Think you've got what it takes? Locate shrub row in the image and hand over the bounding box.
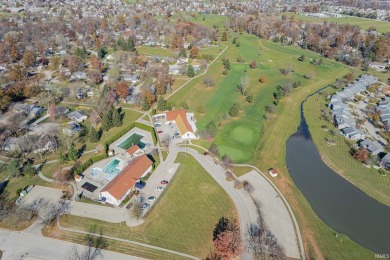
[134,122,157,145]
[104,122,136,147]
[73,152,108,175]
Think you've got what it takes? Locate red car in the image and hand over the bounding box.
[203,151,210,156]
[161,180,169,184]
[157,131,163,134]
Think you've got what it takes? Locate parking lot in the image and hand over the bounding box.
[139,158,181,214]
[153,114,182,144]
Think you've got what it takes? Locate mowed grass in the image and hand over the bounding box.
[245,42,373,258]
[166,26,372,257]
[42,223,186,260]
[172,32,349,163]
[0,164,60,201]
[279,12,390,33]
[137,46,176,57]
[84,109,142,150]
[58,153,236,258]
[305,89,390,206]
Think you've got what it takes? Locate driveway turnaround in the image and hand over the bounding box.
[238,171,301,259]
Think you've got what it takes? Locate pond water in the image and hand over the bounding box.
[286,96,390,254]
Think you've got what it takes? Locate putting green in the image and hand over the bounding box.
[230,125,255,145]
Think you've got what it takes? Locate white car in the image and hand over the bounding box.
[156,187,164,192]
[148,196,156,202]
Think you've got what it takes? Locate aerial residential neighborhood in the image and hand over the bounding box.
[0,0,390,260]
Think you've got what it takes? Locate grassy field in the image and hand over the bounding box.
[172,32,350,163]
[168,12,228,29]
[56,153,236,258]
[305,88,390,206]
[165,20,375,257]
[279,13,390,33]
[230,165,253,177]
[43,223,186,260]
[137,46,176,57]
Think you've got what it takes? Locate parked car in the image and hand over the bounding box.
[156,187,164,191]
[148,196,156,202]
[203,151,210,156]
[161,180,169,184]
[142,203,150,209]
[157,130,163,133]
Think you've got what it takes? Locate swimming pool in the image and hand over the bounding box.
[102,159,122,180]
[118,132,147,150]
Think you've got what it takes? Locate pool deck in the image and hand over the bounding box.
[76,127,155,201]
[109,127,154,156]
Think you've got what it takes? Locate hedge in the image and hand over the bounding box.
[73,152,108,175]
[134,122,157,145]
[74,122,157,175]
[104,122,136,147]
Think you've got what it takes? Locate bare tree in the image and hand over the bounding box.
[203,77,214,88]
[221,154,233,169]
[161,134,172,148]
[68,226,108,260]
[130,195,144,220]
[39,199,70,226]
[246,199,286,259]
[239,75,249,96]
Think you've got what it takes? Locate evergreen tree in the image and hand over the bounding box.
[58,151,68,164]
[187,65,195,78]
[68,144,79,161]
[101,108,114,131]
[157,96,166,111]
[7,159,20,178]
[236,40,240,47]
[224,59,230,70]
[98,47,107,59]
[23,161,37,176]
[112,108,122,127]
[127,38,136,52]
[206,120,218,138]
[232,37,237,44]
[221,31,228,41]
[89,127,101,143]
[229,102,241,117]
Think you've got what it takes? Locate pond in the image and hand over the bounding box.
[286,95,390,254]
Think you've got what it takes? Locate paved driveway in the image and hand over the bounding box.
[21,186,63,205]
[238,171,301,259]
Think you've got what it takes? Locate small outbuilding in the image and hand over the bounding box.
[268,168,278,178]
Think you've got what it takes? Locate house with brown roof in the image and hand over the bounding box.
[127,144,144,158]
[165,110,198,139]
[99,155,153,206]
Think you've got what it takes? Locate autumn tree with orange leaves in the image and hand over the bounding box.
[212,217,241,259]
[115,81,129,99]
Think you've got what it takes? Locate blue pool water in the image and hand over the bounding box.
[102,159,122,180]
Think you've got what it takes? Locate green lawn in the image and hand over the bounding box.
[0,164,59,201]
[230,165,253,177]
[172,32,349,163]
[168,12,229,29]
[43,224,186,260]
[305,89,390,206]
[137,46,176,57]
[279,12,390,33]
[85,109,143,150]
[58,152,236,258]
